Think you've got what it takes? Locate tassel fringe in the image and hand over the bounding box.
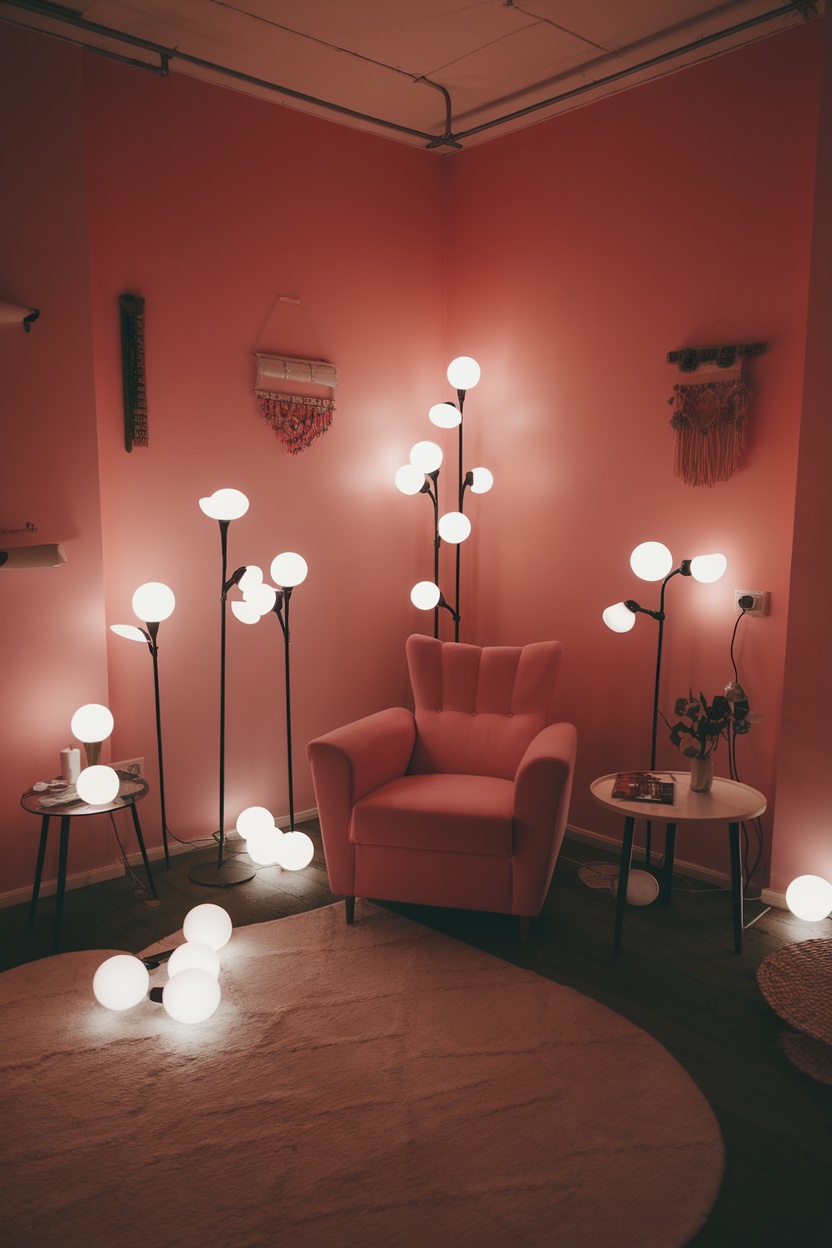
[668,379,750,487]
[256,392,334,455]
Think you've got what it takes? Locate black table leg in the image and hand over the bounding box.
[661,823,677,905]
[129,802,157,899]
[729,820,743,953]
[28,813,50,931]
[54,815,70,953]
[614,815,635,955]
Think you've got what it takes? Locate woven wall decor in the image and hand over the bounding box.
[256,392,335,455]
[253,296,336,455]
[668,377,751,487]
[120,293,148,452]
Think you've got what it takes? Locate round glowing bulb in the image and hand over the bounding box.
[71,703,114,744]
[429,402,461,429]
[277,830,315,871]
[93,954,149,1011]
[690,553,727,583]
[245,583,277,616]
[246,825,284,865]
[785,875,832,922]
[235,805,275,839]
[199,488,249,520]
[447,356,481,390]
[238,565,262,594]
[270,551,308,587]
[77,765,120,805]
[438,512,471,544]
[182,903,232,951]
[603,602,637,633]
[110,624,147,643]
[470,467,493,494]
[395,464,426,495]
[132,581,175,623]
[167,941,221,980]
[231,599,262,625]
[162,967,221,1024]
[630,542,673,582]
[409,441,443,473]
[411,581,441,611]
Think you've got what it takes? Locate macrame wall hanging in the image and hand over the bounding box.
[253,296,336,455]
[666,341,766,487]
[120,293,148,452]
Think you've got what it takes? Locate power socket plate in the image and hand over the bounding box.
[734,590,768,617]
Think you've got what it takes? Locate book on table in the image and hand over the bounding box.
[611,772,675,804]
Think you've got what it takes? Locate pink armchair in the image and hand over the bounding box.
[306,634,576,936]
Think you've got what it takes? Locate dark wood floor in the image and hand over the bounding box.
[2,823,831,1246]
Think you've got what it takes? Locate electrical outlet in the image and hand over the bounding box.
[734,590,768,617]
[112,757,145,776]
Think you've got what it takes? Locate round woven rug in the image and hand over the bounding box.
[0,901,724,1246]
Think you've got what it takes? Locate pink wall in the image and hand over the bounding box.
[442,23,822,879]
[1,16,828,902]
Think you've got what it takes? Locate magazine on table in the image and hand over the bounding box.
[611,772,676,804]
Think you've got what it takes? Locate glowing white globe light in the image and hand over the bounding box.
[162,967,221,1024]
[409,440,443,473]
[438,512,471,544]
[183,903,233,951]
[411,581,441,611]
[785,875,832,922]
[277,830,315,871]
[77,765,120,805]
[690,553,727,583]
[235,805,275,839]
[238,565,263,594]
[447,356,481,390]
[199,488,249,520]
[110,624,147,643]
[395,464,425,495]
[132,581,175,623]
[246,825,284,865]
[603,602,637,633]
[271,551,308,587]
[429,402,461,429]
[71,703,114,743]
[470,467,494,494]
[167,941,221,981]
[630,542,673,582]
[245,583,277,616]
[231,599,262,625]
[93,954,150,1011]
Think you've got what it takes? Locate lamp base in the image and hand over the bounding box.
[610,869,660,906]
[188,859,255,888]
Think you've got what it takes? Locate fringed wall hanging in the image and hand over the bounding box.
[666,341,766,487]
[253,296,336,455]
[120,293,148,452]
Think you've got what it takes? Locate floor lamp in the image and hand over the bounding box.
[110,580,176,868]
[604,541,727,871]
[190,488,255,888]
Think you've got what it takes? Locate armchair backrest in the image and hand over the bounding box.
[406,634,563,780]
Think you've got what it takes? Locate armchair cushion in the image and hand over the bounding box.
[351,774,514,857]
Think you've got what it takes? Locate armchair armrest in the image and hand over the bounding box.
[511,721,577,916]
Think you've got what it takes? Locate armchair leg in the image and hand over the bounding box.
[519,916,530,942]
[345,896,355,925]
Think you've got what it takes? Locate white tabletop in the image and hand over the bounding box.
[590,773,766,824]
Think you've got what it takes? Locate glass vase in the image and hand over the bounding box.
[690,756,714,793]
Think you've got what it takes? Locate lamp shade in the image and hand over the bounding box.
[77,765,120,805]
[447,356,481,390]
[182,903,233,951]
[429,402,461,429]
[167,941,221,981]
[603,602,637,633]
[410,441,443,473]
[469,467,494,494]
[231,599,262,625]
[71,703,114,744]
[199,488,249,520]
[630,542,673,581]
[110,624,147,643]
[438,512,471,544]
[395,464,426,495]
[162,967,222,1024]
[411,581,441,611]
[93,954,150,1011]
[246,825,284,865]
[235,806,275,839]
[132,581,175,623]
[277,830,315,871]
[690,553,727,583]
[238,565,263,594]
[245,582,277,616]
[270,551,308,587]
[785,875,832,922]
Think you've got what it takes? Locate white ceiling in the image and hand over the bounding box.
[1,0,822,149]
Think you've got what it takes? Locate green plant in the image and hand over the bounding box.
[662,682,755,760]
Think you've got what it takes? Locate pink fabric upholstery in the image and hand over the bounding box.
[306,635,576,924]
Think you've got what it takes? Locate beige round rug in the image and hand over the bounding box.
[0,900,723,1246]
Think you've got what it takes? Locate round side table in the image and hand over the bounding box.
[590,772,766,955]
[757,938,832,1084]
[21,772,157,953]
